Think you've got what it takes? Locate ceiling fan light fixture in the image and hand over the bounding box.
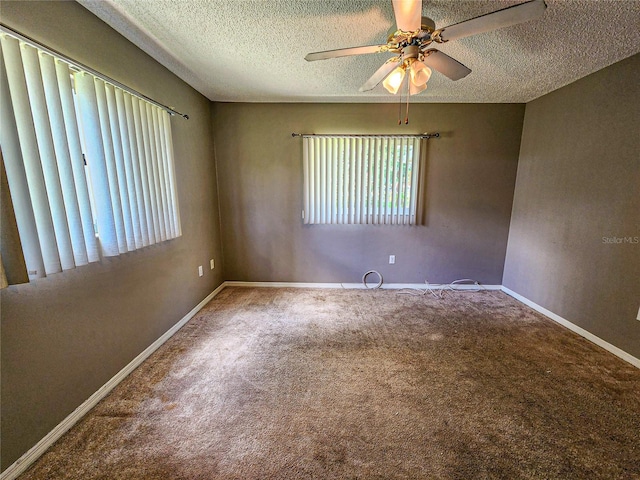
[382,65,406,94]
[410,60,431,86]
[304,0,548,112]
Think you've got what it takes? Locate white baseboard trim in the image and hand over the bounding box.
[224,281,502,291]
[0,283,226,480]
[501,286,640,369]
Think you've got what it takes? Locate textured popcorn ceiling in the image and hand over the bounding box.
[78,0,640,103]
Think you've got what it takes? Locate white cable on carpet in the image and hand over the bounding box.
[397,278,486,299]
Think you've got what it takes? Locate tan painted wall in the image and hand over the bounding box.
[0,1,223,469]
[503,54,640,358]
[213,102,525,285]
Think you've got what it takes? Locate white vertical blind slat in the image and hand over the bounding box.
[397,138,406,225]
[318,136,324,223]
[360,137,369,224]
[367,138,376,224]
[126,95,150,246]
[348,138,355,224]
[104,83,135,251]
[343,138,350,224]
[39,53,90,267]
[23,43,78,271]
[114,88,143,249]
[75,72,119,256]
[403,139,411,225]
[145,103,163,241]
[363,138,370,223]
[338,137,343,223]
[390,138,399,224]
[325,137,332,223]
[355,137,362,224]
[162,111,181,236]
[329,138,335,224]
[2,37,62,275]
[313,139,326,223]
[131,96,155,244]
[153,106,170,238]
[396,138,404,224]
[307,138,313,224]
[382,137,390,224]
[330,137,337,224]
[302,137,310,224]
[55,59,99,261]
[94,78,127,254]
[135,99,160,244]
[146,103,166,241]
[306,138,313,223]
[137,100,159,243]
[0,42,46,278]
[410,138,421,224]
[400,139,407,226]
[160,112,182,237]
[155,107,174,238]
[395,138,402,225]
[373,137,382,224]
[337,138,344,224]
[402,139,415,225]
[412,138,419,223]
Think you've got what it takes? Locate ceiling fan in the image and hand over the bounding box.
[305,0,547,100]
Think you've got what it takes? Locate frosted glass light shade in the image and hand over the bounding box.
[409,81,427,95]
[410,61,431,86]
[382,66,405,94]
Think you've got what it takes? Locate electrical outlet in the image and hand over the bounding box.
[389,255,396,264]
[210,259,215,270]
[198,265,203,277]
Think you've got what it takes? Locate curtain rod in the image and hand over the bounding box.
[0,23,189,120]
[292,133,440,139]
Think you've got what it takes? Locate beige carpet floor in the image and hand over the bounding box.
[20,287,640,479]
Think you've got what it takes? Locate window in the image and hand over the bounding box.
[302,135,423,225]
[0,33,181,280]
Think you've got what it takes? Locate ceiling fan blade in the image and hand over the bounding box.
[392,0,423,32]
[439,0,547,43]
[359,58,401,92]
[305,45,387,62]
[422,50,471,81]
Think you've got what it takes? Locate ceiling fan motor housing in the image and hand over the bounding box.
[402,45,420,58]
[386,16,436,40]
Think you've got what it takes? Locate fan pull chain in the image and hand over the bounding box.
[405,74,410,124]
[398,78,403,125]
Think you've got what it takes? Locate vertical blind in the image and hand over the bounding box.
[0,33,181,280]
[302,136,422,225]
